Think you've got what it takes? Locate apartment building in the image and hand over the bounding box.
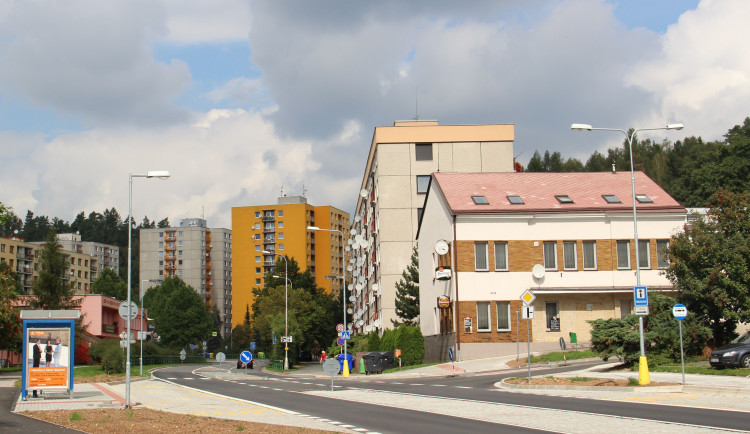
[417,171,687,360]
[140,218,232,337]
[0,236,98,295]
[350,120,515,333]
[58,233,119,274]
[231,196,349,328]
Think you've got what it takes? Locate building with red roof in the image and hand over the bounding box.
[417,171,686,361]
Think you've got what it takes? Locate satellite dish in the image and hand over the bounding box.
[349,295,356,301]
[354,215,361,223]
[350,228,357,235]
[532,264,545,279]
[360,189,368,198]
[347,308,353,314]
[347,265,353,271]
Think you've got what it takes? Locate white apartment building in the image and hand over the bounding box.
[140,218,232,337]
[350,120,515,333]
[58,233,119,274]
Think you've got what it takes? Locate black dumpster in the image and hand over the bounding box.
[362,351,396,374]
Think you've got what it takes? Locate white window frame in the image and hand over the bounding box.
[494,241,508,271]
[477,302,491,332]
[543,241,557,270]
[616,240,631,269]
[474,242,489,271]
[582,241,597,270]
[416,175,431,194]
[563,241,577,270]
[496,302,511,331]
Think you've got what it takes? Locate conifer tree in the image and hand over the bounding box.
[392,247,419,326]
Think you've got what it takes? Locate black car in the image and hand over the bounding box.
[709,332,750,368]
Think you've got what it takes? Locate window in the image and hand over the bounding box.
[255,256,261,263]
[563,241,577,270]
[178,250,183,256]
[159,251,164,257]
[543,241,557,270]
[0,244,4,252]
[417,207,424,225]
[278,222,284,228]
[178,240,183,247]
[255,211,261,218]
[635,194,653,203]
[496,302,511,331]
[494,242,508,271]
[474,242,489,271]
[178,231,183,236]
[477,302,491,331]
[159,270,163,276]
[279,233,284,240]
[472,195,489,205]
[582,241,597,270]
[256,279,261,285]
[278,210,284,217]
[546,302,560,331]
[602,194,621,203]
[178,269,183,276]
[555,195,574,204]
[255,245,261,251]
[416,175,430,194]
[255,267,261,273]
[415,143,433,161]
[638,239,650,269]
[159,232,163,237]
[616,240,630,269]
[620,300,632,319]
[507,195,524,205]
[159,260,163,266]
[656,240,669,268]
[158,241,163,248]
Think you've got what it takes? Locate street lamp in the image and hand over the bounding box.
[571,122,683,385]
[264,251,288,370]
[140,279,162,376]
[127,170,170,408]
[307,226,349,377]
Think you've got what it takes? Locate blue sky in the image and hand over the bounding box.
[0,0,746,228]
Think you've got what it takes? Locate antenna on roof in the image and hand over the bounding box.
[302,184,307,197]
[280,185,285,197]
[414,86,419,121]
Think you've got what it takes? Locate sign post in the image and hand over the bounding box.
[520,290,535,382]
[672,304,688,384]
[322,358,340,391]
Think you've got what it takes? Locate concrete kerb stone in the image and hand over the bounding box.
[495,377,684,393]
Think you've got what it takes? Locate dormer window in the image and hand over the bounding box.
[602,194,621,204]
[507,195,524,205]
[555,195,574,204]
[472,195,489,205]
[635,194,653,203]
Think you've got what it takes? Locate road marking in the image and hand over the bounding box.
[409,383,424,386]
[455,386,472,389]
[392,382,403,385]
[431,384,446,387]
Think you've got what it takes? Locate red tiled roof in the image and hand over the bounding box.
[433,172,685,215]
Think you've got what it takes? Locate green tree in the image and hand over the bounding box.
[0,262,23,295]
[0,266,23,351]
[392,247,419,326]
[666,189,750,345]
[30,231,80,310]
[143,277,212,348]
[90,268,127,300]
[207,305,223,352]
[231,322,254,353]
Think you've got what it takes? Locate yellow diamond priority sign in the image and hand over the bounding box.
[520,289,536,306]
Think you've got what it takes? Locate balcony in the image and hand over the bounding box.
[262,227,276,234]
[262,215,275,222]
[263,260,276,267]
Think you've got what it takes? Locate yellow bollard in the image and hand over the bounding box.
[638,356,651,385]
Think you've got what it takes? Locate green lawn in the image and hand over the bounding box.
[74,362,206,378]
[648,363,750,376]
[529,349,596,363]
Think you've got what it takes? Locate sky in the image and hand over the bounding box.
[1,0,747,229]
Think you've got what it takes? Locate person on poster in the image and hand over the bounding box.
[44,339,53,367]
[32,339,42,398]
[53,338,62,367]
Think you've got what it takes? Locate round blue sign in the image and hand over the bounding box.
[672,304,688,320]
[240,351,253,363]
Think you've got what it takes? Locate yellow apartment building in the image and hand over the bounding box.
[232,196,349,327]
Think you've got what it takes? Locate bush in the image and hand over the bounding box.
[394,325,425,366]
[101,346,125,374]
[380,329,397,352]
[367,331,381,352]
[89,339,120,364]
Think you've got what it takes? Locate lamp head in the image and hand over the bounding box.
[307,226,320,231]
[262,250,272,255]
[667,123,684,130]
[570,123,592,131]
[146,170,170,179]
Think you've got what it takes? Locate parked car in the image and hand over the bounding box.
[709,332,750,368]
[236,359,253,369]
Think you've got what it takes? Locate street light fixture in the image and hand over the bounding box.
[307,225,349,377]
[263,250,288,370]
[571,122,683,385]
[127,170,170,408]
[140,279,162,376]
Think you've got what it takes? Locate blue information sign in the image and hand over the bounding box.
[240,351,253,363]
[250,341,256,350]
[634,286,648,306]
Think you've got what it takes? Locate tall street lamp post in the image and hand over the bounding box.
[127,171,170,408]
[571,123,683,385]
[140,279,162,376]
[307,226,349,377]
[263,251,288,370]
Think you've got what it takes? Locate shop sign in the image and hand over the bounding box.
[437,296,451,309]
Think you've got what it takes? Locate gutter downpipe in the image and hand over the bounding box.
[452,214,461,362]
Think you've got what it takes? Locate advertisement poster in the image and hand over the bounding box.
[26,328,70,390]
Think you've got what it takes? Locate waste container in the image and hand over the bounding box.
[258,352,265,359]
[362,352,383,374]
[335,353,354,373]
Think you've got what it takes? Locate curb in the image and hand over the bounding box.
[495,377,683,393]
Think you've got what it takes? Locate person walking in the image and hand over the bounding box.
[32,339,42,398]
[44,339,53,367]
[320,350,327,364]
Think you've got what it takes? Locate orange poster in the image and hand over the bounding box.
[29,367,68,388]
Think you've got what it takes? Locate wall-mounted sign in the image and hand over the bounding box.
[464,317,472,333]
[437,296,451,309]
[435,266,452,280]
[435,240,452,280]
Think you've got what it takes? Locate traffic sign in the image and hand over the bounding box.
[240,351,252,363]
[280,336,293,343]
[336,337,345,346]
[216,352,226,362]
[118,301,138,320]
[448,347,454,362]
[521,305,534,319]
[323,358,340,376]
[634,305,649,316]
[520,289,536,306]
[250,341,256,350]
[340,331,351,340]
[336,323,345,332]
[672,304,688,320]
[634,286,648,306]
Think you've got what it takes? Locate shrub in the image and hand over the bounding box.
[367,331,381,352]
[101,346,125,374]
[89,339,120,364]
[395,325,425,366]
[380,329,397,352]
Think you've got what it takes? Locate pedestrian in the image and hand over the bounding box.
[44,339,53,367]
[320,350,327,364]
[32,339,41,398]
[53,338,62,367]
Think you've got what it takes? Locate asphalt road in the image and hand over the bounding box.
[152,364,749,433]
[0,376,78,434]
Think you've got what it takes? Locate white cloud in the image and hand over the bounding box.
[161,0,252,44]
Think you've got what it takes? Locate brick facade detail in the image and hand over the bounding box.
[457,300,531,343]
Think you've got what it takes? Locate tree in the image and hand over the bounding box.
[30,231,80,310]
[666,189,750,345]
[143,277,212,348]
[0,266,22,351]
[207,305,223,352]
[392,247,419,326]
[90,268,127,300]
